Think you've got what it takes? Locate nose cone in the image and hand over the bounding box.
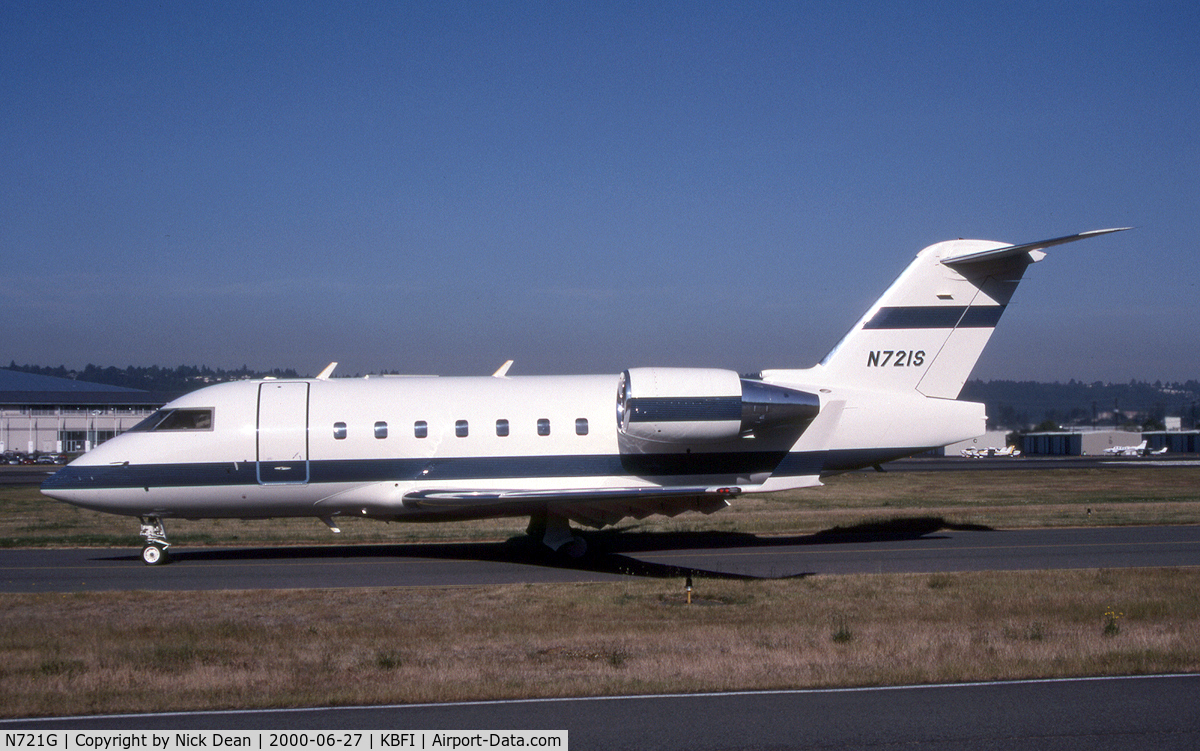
[40,439,139,513]
[41,459,108,506]
[41,457,86,488]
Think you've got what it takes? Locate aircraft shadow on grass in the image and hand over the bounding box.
[100,516,993,581]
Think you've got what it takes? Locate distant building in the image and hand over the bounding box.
[1145,430,1200,454]
[0,369,176,454]
[1019,428,1199,456]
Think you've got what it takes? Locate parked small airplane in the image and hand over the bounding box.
[961,445,1021,458]
[42,228,1129,564]
[1104,440,1167,457]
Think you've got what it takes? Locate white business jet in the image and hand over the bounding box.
[1104,440,1166,457]
[42,228,1129,564]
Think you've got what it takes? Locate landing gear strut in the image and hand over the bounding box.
[527,509,587,558]
[139,516,171,565]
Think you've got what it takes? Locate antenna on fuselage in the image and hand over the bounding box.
[492,360,514,378]
[316,362,338,380]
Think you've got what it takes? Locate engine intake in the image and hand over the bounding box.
[617,367,819,445]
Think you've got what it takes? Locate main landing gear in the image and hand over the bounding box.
[527,509,588,559]
[139,516,171,565]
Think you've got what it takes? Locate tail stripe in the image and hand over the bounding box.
[863,305,1005,330]
[959,306,1007,327]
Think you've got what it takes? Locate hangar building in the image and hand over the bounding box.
[1019,428,1200,456]
[0,369,176,455]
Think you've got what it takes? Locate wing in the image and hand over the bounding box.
[403,484,744,527]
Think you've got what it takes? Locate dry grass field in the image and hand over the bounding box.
[1,464,1198,718]
[2,569,1197,718]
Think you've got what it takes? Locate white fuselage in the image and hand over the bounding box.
[41,369,984,524]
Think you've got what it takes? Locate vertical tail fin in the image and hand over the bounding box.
[816,229,1129,399]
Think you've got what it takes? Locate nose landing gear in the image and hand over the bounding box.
[139,516,171,565]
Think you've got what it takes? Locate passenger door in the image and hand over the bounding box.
[257,382,309,484]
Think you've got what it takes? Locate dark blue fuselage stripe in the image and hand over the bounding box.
[863,305,1005,329]
[42,447,933,493]
[44,452,785,491]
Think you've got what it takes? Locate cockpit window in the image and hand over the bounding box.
[128,408,214,432]
[128,411,169,432]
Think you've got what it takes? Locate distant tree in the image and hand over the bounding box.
[4,363,305,391]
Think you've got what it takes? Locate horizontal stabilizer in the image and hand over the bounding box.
[942,227,1131,268]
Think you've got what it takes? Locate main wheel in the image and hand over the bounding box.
[142,544,169,565]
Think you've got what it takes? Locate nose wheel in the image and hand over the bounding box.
[142,543,169,565]
[139,516,172,565]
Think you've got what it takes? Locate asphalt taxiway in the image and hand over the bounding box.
[2,523,1197,593]
[4,675,1198,750]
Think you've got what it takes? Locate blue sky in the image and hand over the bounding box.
[3,1,1197,382]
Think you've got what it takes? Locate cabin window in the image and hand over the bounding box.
[374,421,388,439]
[414,421,428,438]
[129,408,214,432]
[496,419,509,437]
[537,418,551,436]
[333,422,347,440]
[575,418,589,436]
[456,420,469,438]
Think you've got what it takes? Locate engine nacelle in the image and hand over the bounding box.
[617,367,819,446]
